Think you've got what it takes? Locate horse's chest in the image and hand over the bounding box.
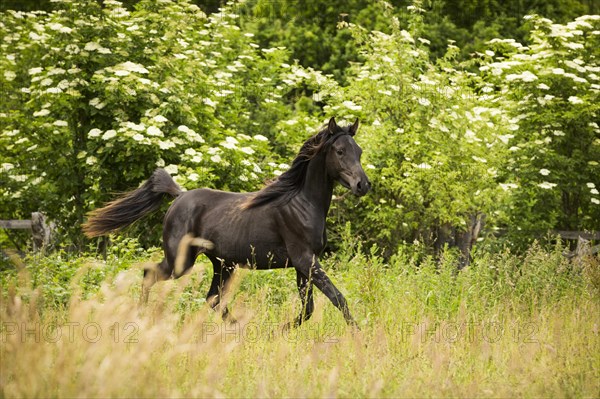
[284,208,327,254]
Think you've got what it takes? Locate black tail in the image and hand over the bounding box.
[83,169,182,238]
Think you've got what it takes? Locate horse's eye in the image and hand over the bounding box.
[336,149,344,156]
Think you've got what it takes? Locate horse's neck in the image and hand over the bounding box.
[301,153,334,216]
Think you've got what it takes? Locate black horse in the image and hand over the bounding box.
[83,117,370,327]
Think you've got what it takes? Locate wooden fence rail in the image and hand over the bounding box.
[0,220,33,229]
[0,212,52,252]
[553,230,600,240]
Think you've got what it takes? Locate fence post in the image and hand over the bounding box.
[31,212,51,252]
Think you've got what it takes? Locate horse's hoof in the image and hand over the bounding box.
[349,321,361,333]
[282,321,293,332]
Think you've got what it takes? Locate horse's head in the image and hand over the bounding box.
[325,117,371,196]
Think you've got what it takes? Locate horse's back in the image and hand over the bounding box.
[185,187,250,203]
[163,188,288,268]
[165,188,250,230]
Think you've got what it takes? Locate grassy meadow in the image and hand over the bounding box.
[1,242,599,398]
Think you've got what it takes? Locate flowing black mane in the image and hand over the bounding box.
[242,125,350,210]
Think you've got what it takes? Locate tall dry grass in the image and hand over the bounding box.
[1,245,599,397]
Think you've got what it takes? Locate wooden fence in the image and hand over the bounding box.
[0,213,597,258]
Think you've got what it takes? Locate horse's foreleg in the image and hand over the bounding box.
[294,270,314,326]
[302,260,357,328]
[283,269,315,331]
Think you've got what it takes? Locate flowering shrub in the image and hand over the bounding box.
[0,0,318,246]
[479,15,600,241]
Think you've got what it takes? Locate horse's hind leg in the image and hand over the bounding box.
[173,235,214,279]
[140,259,172,305]
[139,234,214,305]
[139,233,178,305]
[206,257,236,322]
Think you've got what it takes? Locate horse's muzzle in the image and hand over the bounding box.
[354,178,371,196]
[339,172,371,196]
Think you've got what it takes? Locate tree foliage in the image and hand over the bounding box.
[1,0,598,254]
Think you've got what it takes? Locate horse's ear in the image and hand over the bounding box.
[327,117,338,135]
[349,118,359,136]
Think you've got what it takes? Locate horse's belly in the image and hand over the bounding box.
[213,240,290,269]
[203,216,289,269]
[190,195,291,269]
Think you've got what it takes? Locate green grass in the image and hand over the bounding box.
[1,242,599,397]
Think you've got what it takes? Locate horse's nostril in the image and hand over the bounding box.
[356,180,370,195]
